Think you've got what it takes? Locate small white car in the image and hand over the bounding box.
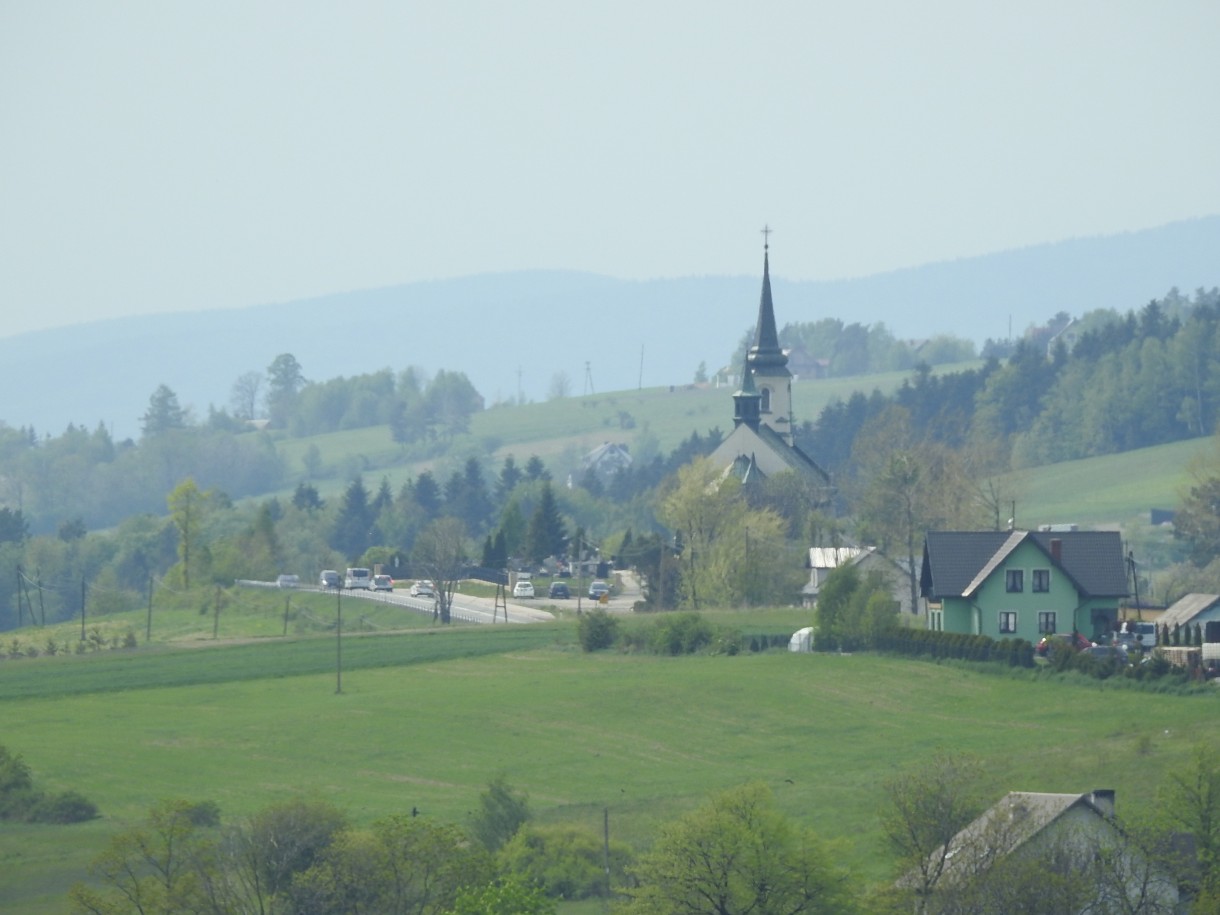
[513,580,535,599]
[372,574,393,592]
[410,580,436,598]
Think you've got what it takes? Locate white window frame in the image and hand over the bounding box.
[999,611,1018,634]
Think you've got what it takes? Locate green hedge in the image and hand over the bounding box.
[874,627,1035,668]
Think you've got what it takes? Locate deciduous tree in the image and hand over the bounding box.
[411,517,469,623]
[625,782,857,914]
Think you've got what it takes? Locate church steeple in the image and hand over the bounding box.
[748,236,786,371]
[732,349,761,429]
[746,227,793,444]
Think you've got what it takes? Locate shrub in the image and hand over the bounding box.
[650,612,714,655]
[32,790,99,824]
[498,823,633,900]
[577,608,619,652]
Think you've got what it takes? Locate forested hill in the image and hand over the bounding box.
[1,216,1218,440]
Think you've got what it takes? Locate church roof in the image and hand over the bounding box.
[711,422,830,489]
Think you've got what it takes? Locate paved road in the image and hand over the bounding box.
[240,573,643,624]
[238,580,555,625]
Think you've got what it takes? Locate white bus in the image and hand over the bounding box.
[344,567,371,589]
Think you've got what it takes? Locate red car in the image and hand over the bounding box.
[1035,632,1092,657]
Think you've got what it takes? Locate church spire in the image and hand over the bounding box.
[748,227,786,372]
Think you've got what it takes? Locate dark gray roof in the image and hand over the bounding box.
[921,530,1128,599]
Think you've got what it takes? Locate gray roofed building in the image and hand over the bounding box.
[1156,593,1220,631]
[905,789,1181,912]
[920,530,1128,642]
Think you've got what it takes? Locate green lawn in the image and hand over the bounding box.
[1,623,1215,912]
[1014,437,1214,528]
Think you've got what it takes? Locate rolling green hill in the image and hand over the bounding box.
[272,363,1212,541]
[273,366,959,496]
[1,620,1215,913]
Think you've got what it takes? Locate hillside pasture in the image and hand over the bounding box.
[271,364,978,497]
[1,621,1215,912]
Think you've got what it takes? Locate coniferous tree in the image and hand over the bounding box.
[331,478,375,560]
[141,384,188,437]
[412,471,443,518]
[524,482,566,563]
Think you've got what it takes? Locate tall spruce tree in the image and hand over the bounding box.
[524,482,566,563]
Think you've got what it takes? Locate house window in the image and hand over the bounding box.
[1033,569,1050,592]
[999,611,1018,634]
[1038,611,1057,634]
[1005,570,1024,593]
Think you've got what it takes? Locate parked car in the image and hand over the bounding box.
[513,580,535,599]
[319,570,341,589]
[410,580,436,598]
[588,580,610,601]
[1117,620,1157,652]
[1035,632,1091,657]
[1087,644,1130,665]
[372,574,393,592]
[548,581,570,599]
[276,574,300,589]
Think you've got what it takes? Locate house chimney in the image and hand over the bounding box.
[1050,538,1062,562]
[1090,789,1115,817]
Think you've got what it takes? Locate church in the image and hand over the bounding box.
[707,237,833,500]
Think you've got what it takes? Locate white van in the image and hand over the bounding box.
[344,567,371,589]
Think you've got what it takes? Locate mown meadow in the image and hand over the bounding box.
[2,610,1216,913]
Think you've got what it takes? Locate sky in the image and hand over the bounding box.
[2,1,1219,340]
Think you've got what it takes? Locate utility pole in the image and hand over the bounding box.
[146,574,153,642]
[335,587,343,694]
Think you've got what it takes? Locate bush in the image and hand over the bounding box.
[650,612,714,655]
[0,745,99,823]
[497,823,633,900]
[32,790,99,824]
[577,608,619,652]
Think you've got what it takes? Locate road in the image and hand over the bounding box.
[240,571,643,624]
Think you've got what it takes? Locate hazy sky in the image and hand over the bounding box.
[3,1,1219,340]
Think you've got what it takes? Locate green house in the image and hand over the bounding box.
[919,531,1128,643]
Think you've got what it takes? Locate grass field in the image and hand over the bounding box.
[1014,437,1213,529]
[2,617,1216,913]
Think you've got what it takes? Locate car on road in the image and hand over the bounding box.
[588,580,610,601]
[548,581,570,599]
[372,574,393,591]
[410,580,436,598]
[344,567,372,589]
[319,570,341,589]
[513,580,535,599]
[276,574,300,589]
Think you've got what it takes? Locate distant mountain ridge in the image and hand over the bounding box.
[3,216,1217,440]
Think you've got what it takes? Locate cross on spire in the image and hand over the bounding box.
[760,224,773,252]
